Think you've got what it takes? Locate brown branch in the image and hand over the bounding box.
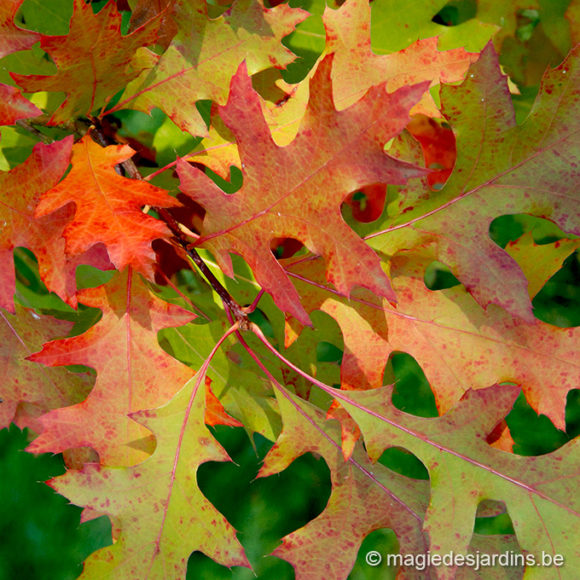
[156,208,249,327]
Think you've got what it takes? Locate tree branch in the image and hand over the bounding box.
[155,208,249,327]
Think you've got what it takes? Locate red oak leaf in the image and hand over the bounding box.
[0,138,112,311]
[0,0,39,59]
[378,248,580,430]
[12,0,160,124]
[407,114,457,190]
[178,56,428,324]
[373,43,580,322]
[27,269,195,465]
[117,0,307,136]
[0,84,42,125]
[34,135,180,278]
[284,245,580,431]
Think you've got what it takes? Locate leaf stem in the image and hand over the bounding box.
[143,159,178,181]
[234,321,424,522]
[15,119,53,144]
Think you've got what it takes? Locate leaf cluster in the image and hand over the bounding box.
[1,0,580,578]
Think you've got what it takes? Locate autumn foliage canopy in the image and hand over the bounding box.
[1,0,580,578]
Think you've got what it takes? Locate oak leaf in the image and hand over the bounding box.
[178,56,428,324]
[385,248,580,430]
[505,232,580,299]
[0,305,92,432]
[260,384,429,579]
[373,42,580,322]
[324,0,479,114]
[0,83,42,125]
[118,0,307,136]
[12,0,160,124]
[46,370,249,578]
[27,269,195,465]
[285,247,580,430]
[341,384,580,575]
[0,138,108,311]
[0,0,39,59]
[34,135,179,278]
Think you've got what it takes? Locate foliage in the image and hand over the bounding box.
[1,0,580,578]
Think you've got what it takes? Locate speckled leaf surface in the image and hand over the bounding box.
[341,385,580,579]
[27,269,194,465]
[373,43,580,323]
[178,56,428,324]
[48,370,249,578]
[0,138,77,311]
[0,1,579,577]
[260,385,430,580]
[118,0,307,136]
[12,0,160,123]
[324,0,478,114]
[380,250,580,430]
[0,305,92,431]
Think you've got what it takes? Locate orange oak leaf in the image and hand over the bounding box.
[34,135,180,278]
[0,305,93,432]
[0,138,112,311]
[117,0,307,136]
[324,0,479,114]
[47,370,249,577]
[0,0,39,59]
[284,256,388,392]
[12,0,160,124]
[0,84,42,125]
[204,378,243,428]
[27,269,195,465]
[178,56,429,324]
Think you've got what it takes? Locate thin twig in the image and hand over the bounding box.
[15,119,53,144]
[156,207,249,328]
